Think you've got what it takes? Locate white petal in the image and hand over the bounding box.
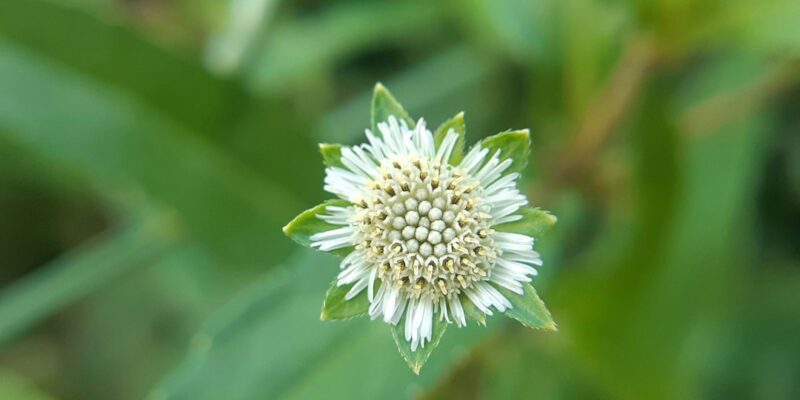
[421,299,433,346]
[390,296,407,325]
[459,145,489,173]
[463,288,493,315]
[484,173,520,196]
[318,205,354,225]
[449,296,467,327]
[496,257,538,277]
[383,286,398,322]
[369,284,388,319]
[475,282,512,311]
[439,298,450,323]
[501,249,543,266]
[324,167,367,200]
[310,226,355,251]
[490,272,524,294]
[345,278,369,300]
[435,129,458,163]
[404,297,417,341]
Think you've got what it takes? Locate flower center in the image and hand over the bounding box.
[353,155,497,301]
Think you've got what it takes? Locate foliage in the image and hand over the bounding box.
[0,0,799,399]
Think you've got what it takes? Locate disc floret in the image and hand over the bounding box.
[354,155,497,303]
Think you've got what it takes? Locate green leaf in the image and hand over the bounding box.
[0,214,179,345]
[460,295,487,326]
[319,143,345,168]
[493,207,557,238]
[247,2,443,92]
[320,281,372,321]
[390,315,448,374]
[0,369,58,400]
[0,39,301,268]
[283,199,353,257]
[371,83,415,133]
[434,111,466,165]
[497,283,556,330]
[0,0,242,138]
[479,129,531,173]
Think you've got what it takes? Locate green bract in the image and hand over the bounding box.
[282,83,557,373]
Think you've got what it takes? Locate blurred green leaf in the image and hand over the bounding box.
[494,207,558,238]
[321,281,371,321]
[0,369,58,400]
[0,40,299,268]
[69,243,235,400]
[434,112,466,165]
[557,77,683,400]
[563,0,628,117]
[246,1,442,92]
[453,0,554,63]
[561,63,773,399]
[479,130,531,174]
[0,0,242,137]
[372,83,416,133]
[0,213,180,345]
[283,199,352,257]
[204,0,276,75]
[498,284,556,331]
[390,316,448,375]
[690,0,800,55]
[319,143,345,168]
[0,0,324,203]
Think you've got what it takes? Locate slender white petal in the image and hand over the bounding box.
[439,298,451,323]
[435,130,458,164]
[346,278,369,300]
[449,296,467,327]
[490,272,525,294]
[463,288,492,315]
[369,284,388,319]
[318,205,354,225]
[493,214,523,225]
[311,226,355,251]
[459,145,489,173]
[390,298,407,325]
[404,297,417,340]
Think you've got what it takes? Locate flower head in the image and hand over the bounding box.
[284,84,556,373]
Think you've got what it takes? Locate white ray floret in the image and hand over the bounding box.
[311,116,542,351]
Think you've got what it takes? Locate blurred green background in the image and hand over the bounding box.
[1,0,799,399]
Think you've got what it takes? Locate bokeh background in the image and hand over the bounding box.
[1,0,799,399]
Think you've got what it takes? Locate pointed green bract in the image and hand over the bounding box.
[319,143,344,168]
[497,283,556,331]
[371,83,415,133]
[320,281,372,321]
[390,316,447,374]
[434,112,466,165]
[282,199,353,257]
[460,295,487,326]
[480,129,531,173]
[494,207,557,238]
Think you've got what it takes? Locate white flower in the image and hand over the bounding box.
[310,116,542,351]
